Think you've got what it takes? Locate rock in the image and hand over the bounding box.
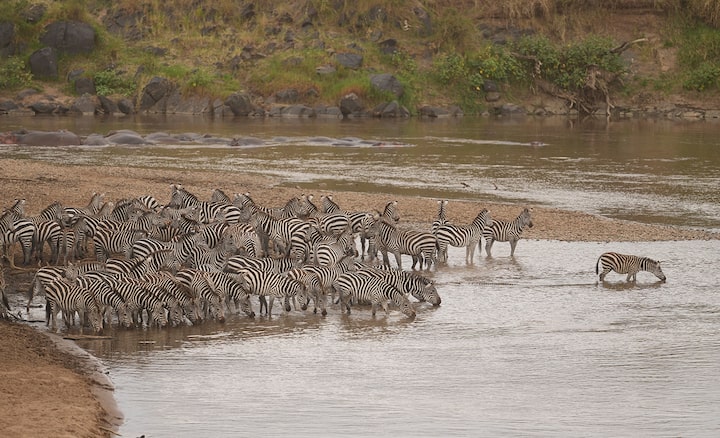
[139,77,174,112]
[378,39,398,55]
[336,52,363,69]
[370,73,403,98]
[28,101,59,115]
[74,77,96,96]
[339,93,364,117]
[98,96,118,115]
[0,100,18,113]
[316,65,336,75]
[224,92,257,116]
[117,98,134,115]
[40,21,95,54]
[69,95,98,115]
[372,101,410,118]
[485,91,501,102]
[0,22,15,57]
[413,7,433,37]
[275,88,299,103]
[21,3,47,23]
[28,47,58,79]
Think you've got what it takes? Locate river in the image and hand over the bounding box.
[3,114,719,437]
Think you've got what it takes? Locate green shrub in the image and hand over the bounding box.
[683,62,720,91]
[93,70,136,96]
[0,57,34,89]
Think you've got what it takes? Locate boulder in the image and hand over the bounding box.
[28,47,58,79]
[339,93,364,117]
[98,95,118,115]
[69,94,98,115]
[28,101,59,114]
[372,101,410,118]
[224,92,257,116]
[0,22,15,56]
[40,21,95,54]
[336,52,363,69]
[117,98,135,115]
[139,76,174,112]
[74,77,96,95]
[370,73,403,98]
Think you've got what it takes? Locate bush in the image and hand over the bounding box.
[683,62,720,91]
[0,57,34,90]
[93,70,136,96]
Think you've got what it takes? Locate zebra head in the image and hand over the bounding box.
[645,258,667,282]
[519,208,533,229]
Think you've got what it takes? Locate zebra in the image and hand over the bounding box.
[333,272,416,318]
[319,194,375,260]
[75,271,134,328]
[435,208,492,263]
[224,254,298,275]
[27,261,106,312]
[200,271,255,318]
[368,214,438,270]
[185,236,237,271]
[233,266,306,316]
[93,227,149,262]
[105,254,157,279]
[355,265,441,306]
[1,209,36,267]
[174,268,227,322]
[44,278,103,333]
[109,276,169,328]
[62,192,105,227]
[0,266,10,319]
[483,207,533,257]
[168,184,242,224]
[596,252,666,282]
[431,199,449,234]
[140,270,203,324]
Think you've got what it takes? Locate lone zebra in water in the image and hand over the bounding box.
[483,207,533,257]
[596,252,666,282]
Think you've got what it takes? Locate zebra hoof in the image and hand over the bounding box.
[284,305,291,312]
[321,309,327,316]
[217,316,226,323]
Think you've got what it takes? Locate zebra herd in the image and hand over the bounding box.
[0,187,667,333]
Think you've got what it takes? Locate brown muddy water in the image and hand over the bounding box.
[4,115,720,436]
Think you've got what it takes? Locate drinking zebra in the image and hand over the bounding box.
[44,278,103,333]
[355,265,441,306]
[435,208,492,263]
[483,207,533,257]
[596,252,666,282]
[333,272,416,319]
[233,266,306,316]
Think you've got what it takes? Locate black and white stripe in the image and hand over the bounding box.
[333,272,416,318]
[483,207,533,257]
[596,252,666,282]
[435,209,492,263]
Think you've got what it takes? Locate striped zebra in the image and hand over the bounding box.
[319,195,375,260]
[200,271,254,318]
[174,268,227,322]
[233,266,306,316]
[596,252,666,282]
[44,278,103,333]
[16,200,65,264]
[109,276,169,328]
[431,199,449,234]
[0,266,10,319]
[224,254,298,275]
[368,215,438,270]
[356,266,441,306]
[93,227,148,262]
[1,209,36,267]
[185,237,237,271]
[333,272,416,318]
[75,272,134,328]
[483,207,533,257]
[168,184,242,224]
[140,270,202,324]
[435,209,492,263]
[27,261,106,312]
[62,192,105,227]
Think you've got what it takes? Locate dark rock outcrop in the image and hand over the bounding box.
[40,21,96,54]
[28,47,58,79]
[138,77,175,113]
[370,74,404,98]
[0,22,15,57]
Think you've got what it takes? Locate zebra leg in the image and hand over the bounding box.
[393,252,403,270]
[485,239,494,257]
[598,268,611,281]
[627,271,638,282]
[259,295,268,315]
[510,239,518,257]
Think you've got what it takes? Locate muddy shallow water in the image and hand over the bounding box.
[70,239,720,437]
[5,115,720,436]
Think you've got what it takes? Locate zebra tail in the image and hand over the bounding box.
[595,256,601,275]
[45,299,50,325]
[1,290,9,313]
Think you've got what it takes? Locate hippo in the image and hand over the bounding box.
[13,130,82,146]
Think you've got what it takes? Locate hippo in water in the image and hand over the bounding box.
[10,129,82,146]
